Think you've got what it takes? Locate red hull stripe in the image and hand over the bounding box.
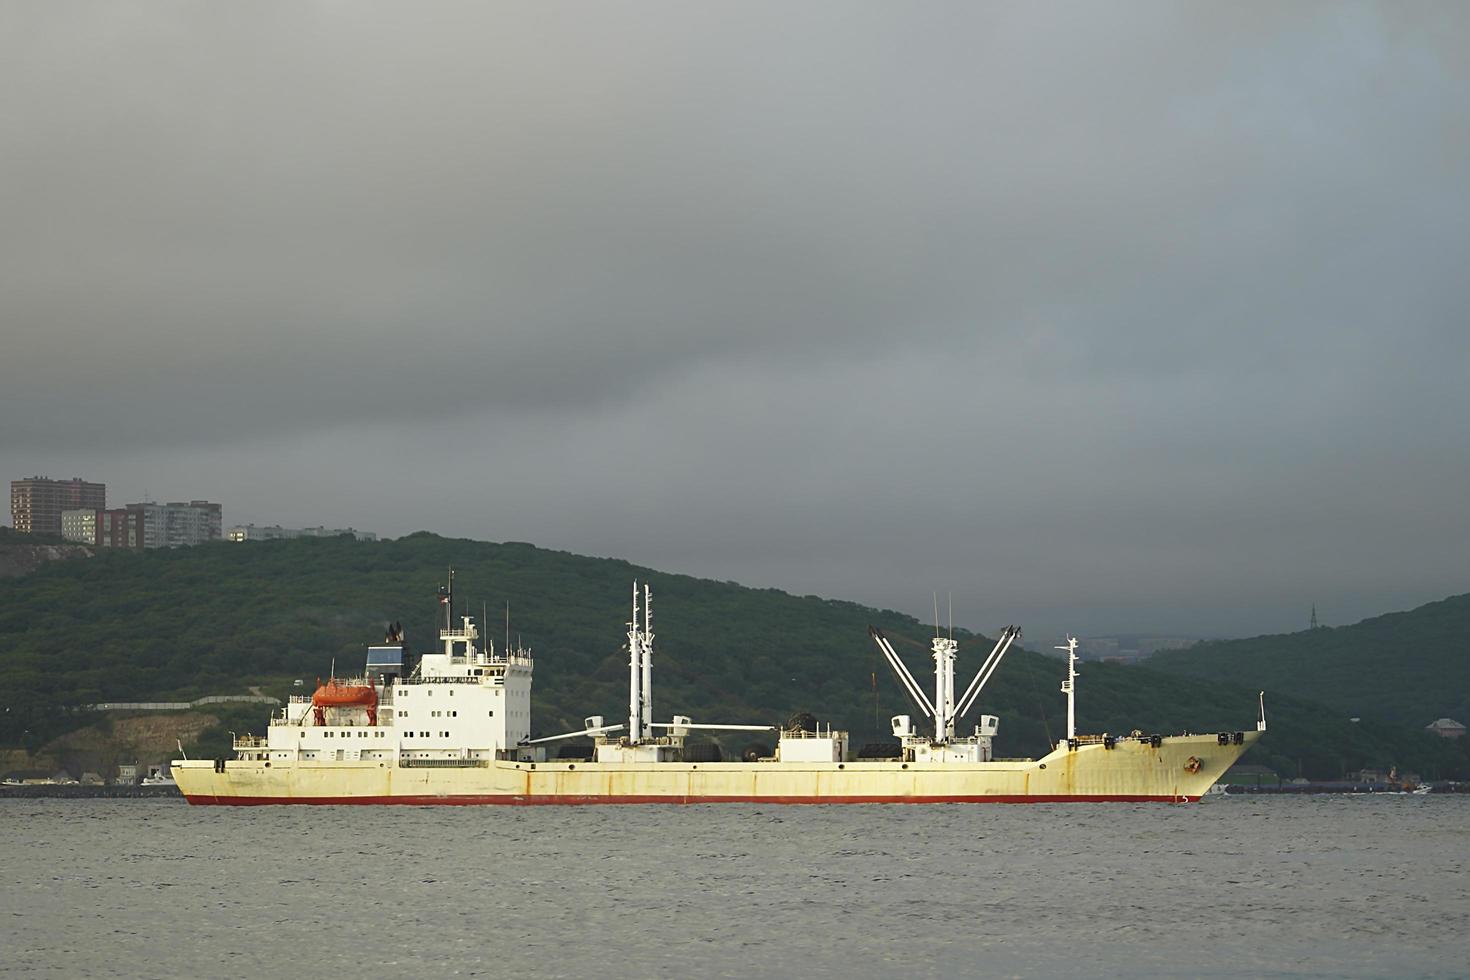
[182,793,1199,806]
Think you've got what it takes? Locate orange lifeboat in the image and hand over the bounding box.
[312,678,378,726]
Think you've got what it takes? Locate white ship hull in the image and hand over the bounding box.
[173,730,1258,805]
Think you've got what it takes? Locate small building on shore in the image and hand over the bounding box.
[1425,718,1466,739]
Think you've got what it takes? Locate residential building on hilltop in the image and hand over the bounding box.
[226,523,376,542]
[10,477,105,535]
[62,501,221,549]
[124,501,222,548]
[1077,635,1196,663]
[61,507,145,549]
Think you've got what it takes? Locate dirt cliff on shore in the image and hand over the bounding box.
[0,537,93,577]
[3,712,220,781]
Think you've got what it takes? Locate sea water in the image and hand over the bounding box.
[1,795,1465,979]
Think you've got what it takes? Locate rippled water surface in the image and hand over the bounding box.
[2,795,1466,979]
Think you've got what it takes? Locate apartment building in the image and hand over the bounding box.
[125,501,223,548]
[60,508,146,548]
[226,523,376,542]
[10,477,106,535]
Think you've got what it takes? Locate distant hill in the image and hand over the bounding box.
[1146,594,1470,730]
[0,532,1464,779]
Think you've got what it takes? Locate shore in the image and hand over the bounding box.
[0,784,182,799]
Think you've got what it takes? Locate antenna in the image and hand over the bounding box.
[872,670,879,734]
[948,592,953,641]
[505,601,511,656]
[933,592,940,638]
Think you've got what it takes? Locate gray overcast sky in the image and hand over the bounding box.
[3,2,1468,639]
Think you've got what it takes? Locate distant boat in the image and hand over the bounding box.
[141,767,175,787]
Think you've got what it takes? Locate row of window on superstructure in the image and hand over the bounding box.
[308,730,389,738]
[298,728,464,738]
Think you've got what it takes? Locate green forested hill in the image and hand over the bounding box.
[1,532,1465,779]
[1146,594,1470,729]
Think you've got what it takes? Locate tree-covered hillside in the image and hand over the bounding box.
[1146,594,1470,729]
[1,533,1464,779]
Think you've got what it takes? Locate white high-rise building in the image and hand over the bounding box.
[124,501,223,548]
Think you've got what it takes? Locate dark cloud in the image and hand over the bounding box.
[3,3,1467,637]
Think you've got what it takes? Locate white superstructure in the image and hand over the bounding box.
[233,607,541,768]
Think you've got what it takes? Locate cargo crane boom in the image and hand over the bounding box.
[956,625,1021,719]
[868,627,936,721]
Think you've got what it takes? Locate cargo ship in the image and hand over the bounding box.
[172,580,1265,805]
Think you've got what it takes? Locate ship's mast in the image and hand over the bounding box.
[442,567,454,633]
[1056,636,1079,741]
[929,594,958,742]
[931,635,957,742]
[624,581,657,743]
[640,583,654,741]
[628,581,643,743]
